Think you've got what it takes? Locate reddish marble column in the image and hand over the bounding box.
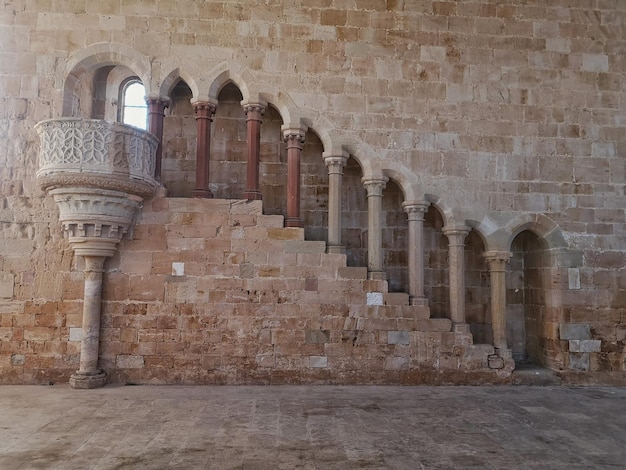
[283,128,306,228]
[192,101,216,199]
[146,96,169,181]
[243,103,265,200]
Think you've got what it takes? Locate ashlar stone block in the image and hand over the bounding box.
[388,331,410,345]
[569,339,601,353]
[560,323,591,340]
[309,356,328,368]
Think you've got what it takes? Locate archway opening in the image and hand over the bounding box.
[212,82,246,199]
[301,131,327,242]
[382,180,408,293]
[465,230,491,344]
[161,79,194,197]
[424,206,449,318]
[508,230,550,365]
[341,157,367,268]
[259,104,286,215]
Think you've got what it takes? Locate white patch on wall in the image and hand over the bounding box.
[366,292,384,306]
[69,327,83,342]
[568,268,580,290]
[172,262,185,276]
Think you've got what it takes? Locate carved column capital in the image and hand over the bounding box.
[324,155,348,175]
[283,128,306,149]
[402,201,429,221]
[483,251,512,270]
[145,95,170,108]
[362,178,388,198]
[443,225,471,246]
[192,101,216,120]
[243,103,266,121]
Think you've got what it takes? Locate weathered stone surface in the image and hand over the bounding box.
[0,1,625,386]
[560,323,592,340]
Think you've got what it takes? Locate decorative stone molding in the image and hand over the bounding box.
[36,118,159,198]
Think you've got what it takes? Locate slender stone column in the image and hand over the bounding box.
[363,178,388,280]
[283,127,306,228]
[243,103,265,200]
[146,96,169,181]
[484,251,512,356]
[69,255,107,389]
[444,226,470,324]
[191,101,217,199]
[324,153,348,253]
[402,201,429,306]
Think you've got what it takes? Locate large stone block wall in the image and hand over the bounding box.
[0,1,625,383]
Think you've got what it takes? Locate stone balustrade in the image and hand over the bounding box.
[36,118,158,197]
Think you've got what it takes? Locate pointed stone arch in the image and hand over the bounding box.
[159,68,199,101]
[205,63,251,103]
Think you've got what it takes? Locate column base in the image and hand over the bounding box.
[327,245,345,254]
[409,296,428,307]
[191,188,214,199]
[243,190,263,200]
[368,270,387,281]
[453,323,471,334]
[495,347,513,360]
[285,217,303,228]
[69,370,107,389]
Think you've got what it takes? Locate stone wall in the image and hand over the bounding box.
[0,0,625,384]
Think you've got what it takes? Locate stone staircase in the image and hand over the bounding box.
[104,197,501,385]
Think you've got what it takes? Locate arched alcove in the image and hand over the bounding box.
[301,130,328,242]
[382,180,408,293]
[465,230,491,344]
[161,79,195,197]
[342,157,367,268]
[211,82,246,199]
[508,230,551,365]
[259,104,287,215]
[424,205,449,318]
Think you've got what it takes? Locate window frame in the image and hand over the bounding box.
[119,77,148,130]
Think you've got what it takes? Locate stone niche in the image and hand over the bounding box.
[35,118,159,388]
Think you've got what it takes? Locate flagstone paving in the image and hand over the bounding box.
[0,384,624,469]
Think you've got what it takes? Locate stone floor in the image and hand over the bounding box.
[0,384,625,469]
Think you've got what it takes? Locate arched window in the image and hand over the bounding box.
[120,80,148,130]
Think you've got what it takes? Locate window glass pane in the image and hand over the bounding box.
[124,82,146,106]
[122,81,148,130]
[123,107,148,129]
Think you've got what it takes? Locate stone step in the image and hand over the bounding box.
[384,292,409,306]
[511,363,562,386]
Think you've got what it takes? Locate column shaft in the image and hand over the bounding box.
[284,129,305,227]
[363,178,387,279]
[325,155,347,252]
[69,255,107,389]
[484,251,512,353]
[244,104,265,200]
[192,102,216,199]
[444,226,470,324]
[403,202,429,306]
[146,97,168,181]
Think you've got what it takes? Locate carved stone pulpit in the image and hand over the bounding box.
[35,118,159,388]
